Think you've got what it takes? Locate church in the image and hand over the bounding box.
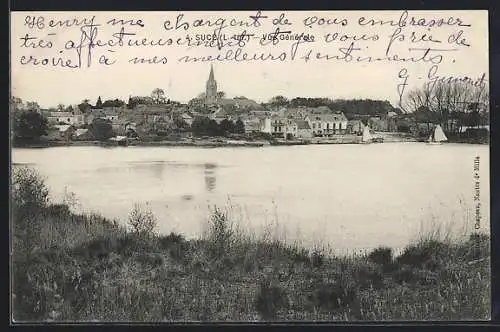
[201,65,262,110]
[205,64,218,105]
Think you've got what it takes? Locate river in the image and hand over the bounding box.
[12,143,490,254]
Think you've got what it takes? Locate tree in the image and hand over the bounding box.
[102,99,125,108]
[234,119,245,134]
[151,88,166,104]
[128,203,157,237]
[78,100,92,113]
[269,95,289,107]
[191,117,220,137]
[217,91,226,100]
[96,96,103,108]
[25,101,40,111]
[13,110,48,141]
[11,96,23,111]
[219,119,235,136]
[89,118,113,141]
[466,110,481,128]
[402,79,489,133]
[57,104,65,111]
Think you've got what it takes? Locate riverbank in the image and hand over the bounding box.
[11,166,490,322]
[13,131,489,149]
[12,133,418,149]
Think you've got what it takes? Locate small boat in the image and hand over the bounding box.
[427,124,448,145]
[361,125,373,144]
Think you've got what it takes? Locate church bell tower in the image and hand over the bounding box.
[205,64,218,104]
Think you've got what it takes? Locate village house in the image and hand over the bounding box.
[111,120,137,136]
[368,117,389,132]
[284,118,298,138]
[347,120,365,135]
[295,120,313,139]
[283,107,309,120]
[145,114,172,124]
[305,113,348,137]
[46,111,85,126]
[102,108,121,122]
[270,117,298,139]
[260,117,272,134]
[243,118,262,134]
[270,117,286,138]
[209,108,233,124]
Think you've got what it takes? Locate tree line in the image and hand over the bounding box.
[401,78,489,133]
[265,96,402,119]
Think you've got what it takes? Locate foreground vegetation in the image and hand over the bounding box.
[11,167,490,322]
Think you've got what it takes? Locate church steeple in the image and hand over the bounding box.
[205,64,218,104]
[208,64,215,81]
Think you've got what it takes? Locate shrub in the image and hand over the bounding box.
[74,235,122,260]
[158,232,188,261]
[127,203,158,237]
[312,282,357,311]
[206,208,234,258]
[12,166,49,208]
[281,245,310,265]
[72,232,156,260]
[137,252,165,268]
[368,247,393,266]
[392,265,419,284]
[355,264,385,290]
[255,281,289,320]
[396,240,449,268]
[310,249,325,268]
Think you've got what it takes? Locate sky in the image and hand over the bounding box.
[10,10,488,109]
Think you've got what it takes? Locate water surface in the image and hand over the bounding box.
[12,143,490,253]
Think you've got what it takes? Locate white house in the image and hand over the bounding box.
[305,113,348,137]
[260,118,272,134]
[269,117,298,138]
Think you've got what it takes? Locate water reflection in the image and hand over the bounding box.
[127,160,167,179]
[204,163,217,192]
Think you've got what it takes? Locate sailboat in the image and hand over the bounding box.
[361,125,373,144]
[427,124,448,145]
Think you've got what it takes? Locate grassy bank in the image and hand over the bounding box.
[11,167,491,322]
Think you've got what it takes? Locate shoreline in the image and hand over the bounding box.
[12,138,488,149]
[16,132,488,149]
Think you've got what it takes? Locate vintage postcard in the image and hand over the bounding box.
[10,10,490,322]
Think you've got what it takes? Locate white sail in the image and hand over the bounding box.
[433,125,447,142]
[362,125,372,142]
